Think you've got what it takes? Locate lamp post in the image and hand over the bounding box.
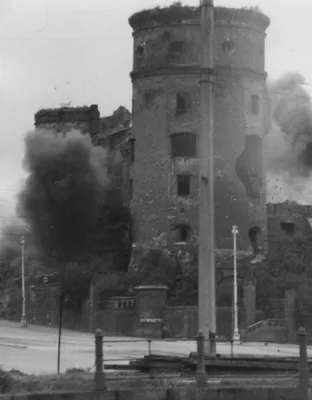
[20,236,28,328]
[231,225,240,343]
[198,0,216,356]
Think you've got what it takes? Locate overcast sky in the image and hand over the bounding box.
[0,0,311,216]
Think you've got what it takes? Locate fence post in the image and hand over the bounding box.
[230,339,234,358]
[196,329,206,385]
[209,331,216,356]
[94,329,105,391]
[297,327,309,389]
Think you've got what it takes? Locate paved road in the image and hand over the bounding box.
[0,320,306,375]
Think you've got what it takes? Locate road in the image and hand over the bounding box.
[0,320,307,375]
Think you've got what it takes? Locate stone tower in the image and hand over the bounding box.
[34,105,100,136]
[129,4,270,251]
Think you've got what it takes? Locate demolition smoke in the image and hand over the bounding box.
[14,128,116,267]
[265,73,312,204]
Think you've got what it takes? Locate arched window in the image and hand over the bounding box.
[172,223,192,242]
[176,92,191,115]
[170,132,197,158]
[248,226,261,254]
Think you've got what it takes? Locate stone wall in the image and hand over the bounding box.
[163,306,247,339]
[95,309,135,336]
[92,305,248,339]
[34,105,100,138]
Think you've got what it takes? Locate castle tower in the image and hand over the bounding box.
[129,5,270,251]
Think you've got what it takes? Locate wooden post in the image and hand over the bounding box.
[209,330,216,356]
[298,327,309,389]
[94,329,105,391]
[196,329,206,385]
[57,288,64,375]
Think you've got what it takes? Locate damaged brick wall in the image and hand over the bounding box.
[129,7,270,250]
[34,104,100,139]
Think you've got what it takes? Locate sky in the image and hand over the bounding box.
[0,0,311,216]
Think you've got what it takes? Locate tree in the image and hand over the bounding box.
[257,230,312,313]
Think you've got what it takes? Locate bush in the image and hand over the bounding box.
[0,370,14,393]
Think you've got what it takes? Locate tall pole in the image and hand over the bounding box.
[198,0,216,355]
[232,225,240,343]
[20,236,28,328]
[57,289,64,374]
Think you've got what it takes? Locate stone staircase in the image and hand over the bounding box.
[243,318,288,343]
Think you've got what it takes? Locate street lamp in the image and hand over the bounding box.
[20,236,28,328]
[231,225,240,343]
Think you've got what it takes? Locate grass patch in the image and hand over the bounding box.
[0,369,302,395]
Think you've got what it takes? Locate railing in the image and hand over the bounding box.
[89,328,311,391]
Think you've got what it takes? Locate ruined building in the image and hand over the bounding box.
[34,105,133,203]
[34,4,271,254]
[128,5,270,252]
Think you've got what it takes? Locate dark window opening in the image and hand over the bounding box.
[170,132,197,158]
[136,43,145,57]
[222,40,235,53]
[168,41,185,59]
[162,31,171,41]
[250,94,260,116]
[176,92,191,115]
[177,174,190,197]
[248,226,261,254]
[280,222,295,236]
[173,223,192,242]
[144,89,157,104]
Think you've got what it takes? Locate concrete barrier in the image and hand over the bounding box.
[0,388,312,400]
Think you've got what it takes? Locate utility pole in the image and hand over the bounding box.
[20,236,28,328]
[198,0,216,355]
[232,225,240,343]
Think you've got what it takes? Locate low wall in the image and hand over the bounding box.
[95,309,135,336]
[0,387,311,400]
[245,319,288,343]
[95,306,247,339]
[163,306,263,339]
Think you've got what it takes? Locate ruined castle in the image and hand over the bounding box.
[35,4,272,253]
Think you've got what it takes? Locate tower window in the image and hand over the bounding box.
[176,93,191,115]
[280,222,295,236]
[172,223,192,242]
[136,43,146,57]
[177,174,190,197]
[144,89,157,104]
[248,226,261,254]
[168,41,185,59]
[170,132,196,158]
[250,94,260,116]
[222,39,235,53]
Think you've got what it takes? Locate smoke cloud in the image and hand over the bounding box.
[19,128,111,264]
[265,73,312,204]
[9,128,117,270]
